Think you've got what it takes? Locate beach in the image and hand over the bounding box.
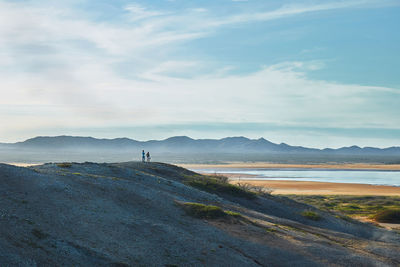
[229,179,400,196]
[180,162,400,196]
[180,162,400,171]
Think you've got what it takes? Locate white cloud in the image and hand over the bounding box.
[125,4,165,21]
[0,0,399,145]
[201,0,399,27]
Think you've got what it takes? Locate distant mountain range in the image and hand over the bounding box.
[1,135,399,155]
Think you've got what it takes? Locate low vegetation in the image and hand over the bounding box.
[373,209,400,223]
[57,163,72,168]
[183,174,257,199]
[179,202,239,219]
[236,182,273,197]
[286,195,400,222]
[301,210,321,221]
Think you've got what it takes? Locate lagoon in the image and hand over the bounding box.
[193,168,400,186]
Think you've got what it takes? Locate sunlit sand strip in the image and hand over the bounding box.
[5,162,42,167]
[180,162,400,170]
[229,180,400,196]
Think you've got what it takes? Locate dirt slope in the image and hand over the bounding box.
[0,162,399,266]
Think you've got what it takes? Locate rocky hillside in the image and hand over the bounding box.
[0,162,399,266]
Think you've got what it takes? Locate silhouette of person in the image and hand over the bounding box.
[142,150,145,163]
[146,151,151,162]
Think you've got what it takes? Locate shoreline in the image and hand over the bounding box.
[229,179,400,196]
[180,162,400,171]
[5,162,41,167]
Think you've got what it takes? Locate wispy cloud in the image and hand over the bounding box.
[182,0,400,28]
[125,4,165,21]
[0,0,399,146]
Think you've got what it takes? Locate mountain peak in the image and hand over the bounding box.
[165,136,193,141]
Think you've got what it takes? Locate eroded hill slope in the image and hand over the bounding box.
[0,162,399,266]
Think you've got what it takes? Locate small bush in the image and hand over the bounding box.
[225,210,241,217]
[57,163,72,168]
[181,203,227,219]
[236,183,273,197]
[301,210,321,221]
[210,174,228,183]
[373,209,400,223]
[185,176,256,199]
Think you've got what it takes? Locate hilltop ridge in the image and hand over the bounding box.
[0,162,399,265]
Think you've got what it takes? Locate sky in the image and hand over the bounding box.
[0,0,399,148]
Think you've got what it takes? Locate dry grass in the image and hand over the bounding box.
[57,163,72,168]
[301,210,321,221]
[373,209,400,223]
[184,174,257,199]
[236,182,273,197]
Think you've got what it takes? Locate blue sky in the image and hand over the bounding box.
[0,0,399,147]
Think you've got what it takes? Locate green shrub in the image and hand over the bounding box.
[181,202,227,219]
[184,175,256,199]
[301,210,321,221]
[225,210,241,217]
[57,163,72,168]
[373,209,400,223]
[236,182,273,197]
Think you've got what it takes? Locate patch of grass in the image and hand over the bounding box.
[236,183,273,197]
[181,202,227,219]
[285,195,400,219]
[179,202,244,221]
[184,175,256,199]
[225,210,241,217]
[373,209,400,223]
[301,210,321,221]
[57,163,72,168]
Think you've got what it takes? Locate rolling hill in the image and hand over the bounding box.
[0,162,399,265]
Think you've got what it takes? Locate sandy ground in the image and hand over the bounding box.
[181,162,400,170]
[229,179,400,196]
[6,162,41,167]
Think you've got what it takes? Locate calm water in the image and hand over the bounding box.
[193,168,400,186]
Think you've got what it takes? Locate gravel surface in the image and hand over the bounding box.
[0,161,399,266]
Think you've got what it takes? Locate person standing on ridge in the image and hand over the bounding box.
[146,151,151,162]
[142,150,145,163]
